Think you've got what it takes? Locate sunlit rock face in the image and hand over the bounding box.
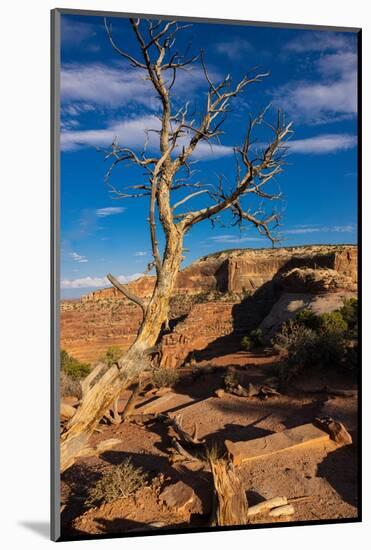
[61,245,357,363]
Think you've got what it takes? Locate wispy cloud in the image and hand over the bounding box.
[281,224,356,235]
[61,18,99,47]
[214,38,252,59]
[96,207,126,217]
[61,114,233,160]
[61,272,143,290]
[287,133,357,154]
[70,251,88,263]
[134,251,147,256]
[285,31,356,54]
[209,234,262,244]
[61,62,220,109]
[273,36,357,124]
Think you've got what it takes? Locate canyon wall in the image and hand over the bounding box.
[61,245,357,363]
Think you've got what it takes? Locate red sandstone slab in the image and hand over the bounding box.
[226,423,330,465]
[134,392,196,415]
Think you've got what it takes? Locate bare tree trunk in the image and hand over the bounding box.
[60,233,183,472]
[209,459,249,527]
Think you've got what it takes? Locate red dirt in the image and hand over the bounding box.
[61,350,358,537]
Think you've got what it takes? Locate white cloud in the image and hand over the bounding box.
[61,63,220,108]
[96,207,126,217]
[134,251,147,256]
[273,40,357,124]
[61,115,159,152]
[70,252,88,263]
[272,75,356,124]
[61,114,233,160]
[61,63,153,107]
[285,31,355,53]
[209,234,262,244]
[287,133,357,154]
[282,224,356,235]
[215,39,252,59]
[61,272,143,289]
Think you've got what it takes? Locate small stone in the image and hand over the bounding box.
[215,388,225,398]
[159,481,196,514]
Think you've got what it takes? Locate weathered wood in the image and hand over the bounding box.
[171,414,205,445]
[60,402,76,421]
[247,496,288,516]
[269,504,295,517]
[209,459,249,526]
[314,416,353,446]
[79,438,122,459]
[226,423,330,465]
[172,438,201,463]
[121,383,142,420]
[80,363,106,397]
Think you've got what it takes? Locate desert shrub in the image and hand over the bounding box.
[250,328,265,347]
[320,310,348,334]
[60,370,82,399]
[241,336,252,351]
[100,345,122,367]
[295,309,323,331]
[223,369,240,390]
[339,298,358,333]
[61,350,90,380]
[273,308,350,383]
[241,328,265,351]
[86,459,147,507]
[151,367,180,389]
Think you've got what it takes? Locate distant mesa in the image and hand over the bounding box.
[61,244,357,363]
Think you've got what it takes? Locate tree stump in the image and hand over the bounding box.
[209,459,249,526]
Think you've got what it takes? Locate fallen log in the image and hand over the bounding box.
[247,496,288,516]
[269,504,295,517]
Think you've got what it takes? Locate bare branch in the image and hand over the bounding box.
[107,273,147,315]
[172,189,209,211]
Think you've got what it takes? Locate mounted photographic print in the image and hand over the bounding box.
[51,8,361,541]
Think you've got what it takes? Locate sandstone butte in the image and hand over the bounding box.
[60,244,357,364]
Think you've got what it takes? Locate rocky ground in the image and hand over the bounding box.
[60,349,358,538]
[60,244,358,538]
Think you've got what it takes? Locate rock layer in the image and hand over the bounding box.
[61,245,357,363]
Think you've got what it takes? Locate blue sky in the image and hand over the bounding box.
[59,14,358,298]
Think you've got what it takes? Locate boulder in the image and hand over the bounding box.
[159,481,197,514]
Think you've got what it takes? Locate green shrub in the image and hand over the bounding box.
[339,298,358,332]
[60,350,90,380]
[60,370,82,399]
[295,309,323,330]
[223,369,240,390]
[100,345,122,367]
[151,367,180,389]
[241,336,252,351]
[241,328,265,351]
[86,459,147,507]
[250,328,265,347]
[320,310,348,334]
[273,318,346,383]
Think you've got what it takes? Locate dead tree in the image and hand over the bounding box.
[210,459,249,526]
[60,18,293,472]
